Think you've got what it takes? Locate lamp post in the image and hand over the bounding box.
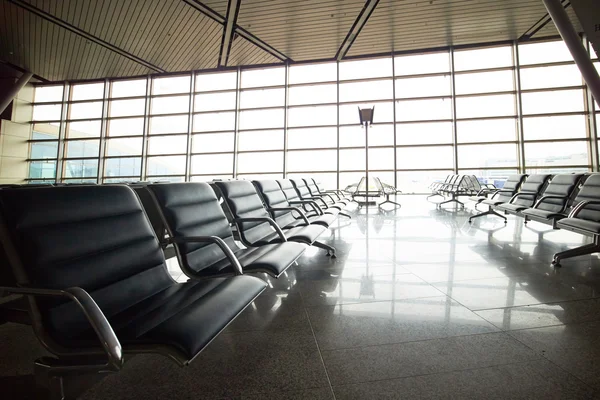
[358,106,375,201]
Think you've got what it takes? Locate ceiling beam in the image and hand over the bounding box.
[218,0,242,67]
[183,0,290,62]
[336,0,380,61]
[520,0,571,40]
[8,0,165,73]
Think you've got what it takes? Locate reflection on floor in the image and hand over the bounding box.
[2,195,600,399]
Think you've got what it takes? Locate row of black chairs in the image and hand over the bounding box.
[428,175,497,208]
[0,177,352,398]
[467,173,600,267]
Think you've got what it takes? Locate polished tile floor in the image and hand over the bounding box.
[3,196,600,399]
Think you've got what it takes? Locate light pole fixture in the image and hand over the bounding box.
[358,106,374,203]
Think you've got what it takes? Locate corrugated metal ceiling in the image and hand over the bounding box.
[0,0,584,82]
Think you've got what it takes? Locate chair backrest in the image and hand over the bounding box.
[147,183,240,274]
[130,184,167,246]
[466,175,482,192]
[213,180,274,244]
[303,179,322,197]
[253,180,298,228]
[494,174,527,203]
[536,174,584,213]
[0,185,172,343]
[571,174,600,221]
[513,174,551,206]
[278,179,301,202]
[290,179,313,199]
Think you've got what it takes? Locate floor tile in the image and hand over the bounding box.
[307,296,498,350]
[321,332,540,385]
[403,261,533,284]
[240,387,334,400]
[332,359,596,400]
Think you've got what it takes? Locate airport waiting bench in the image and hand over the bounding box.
[0,185,267,399]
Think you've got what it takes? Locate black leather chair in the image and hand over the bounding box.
[468,174,527,223]
[253,180,337,228]
[495,174,551,216]
[213,180,337,257]
[304,178,349,207]
[0,185,266,398]
[520,174,584,228]
[277,179,339,217]
[552,174,600,267]
[290,178,352,218]
[146,182,306,278]
[311,178,351,202]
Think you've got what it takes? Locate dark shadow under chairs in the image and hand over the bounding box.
[551,174,600,267]
[145,182,307,279]
[468,174,527,223]
[213,180,338,257]
[253,180,337,228]
[520,173,585,229]
[0,185,266,399]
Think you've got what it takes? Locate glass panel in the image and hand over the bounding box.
[339,80,393,102]
[193,111,236,132]
[108,117,144,136]
[149,115,189,134]
[368,148,395,170]
[523,115,587,140]
[340,102,394,124]
[524,141,588,167]
[238,130,284,151]
[30,141,58,159]
[152,75,191,95]
[104,157,142,177]
[395,75,451,98]
[288,84,337,106]
[397,170,453,194]
[520,64,583,90]
[109,98,145,117]
[194,92,236,112]
[459,169,517,188]
[151,95,190,114]
[454,46,513,70]
[69,101,102,119]
[33,104,61,121]
[192,132,234,153]
[454,70,514,94]
[457,143,518,168]
[196,71,237,91]
[148,135,188,155]
[339,149,366,171]
[146,155,187,175]
[457,119,517,143]
[288,105,337,127]
[64,159,98,178]
[396,98,452,121]
[29,160,56,179]
[339,125,366,148]
[394,52,450,75]
[67,120,101,138]
[240,88,285,108]
[34,85,63,102]
[369,124,395,146]
[287,149,337,172]
[518,40,574,65]
[521,90,584,114]
[71,82,104,101]
[237,152,283,173]
[302,172,337,190]
[396,146,453,169]
[111,79,146,98]
[32,123,60,139]
[289,62,337,84]
[239,109,284,129]
[525,166,590,174]
[191,153,234,174]
[455,94,516,118]
[396,122,453,145]
[105,137,143,157]
[191,175,234,181]
[339,58,392,80]
[287,127,336,149]
[64,140,100,158]
[241,67,285,88]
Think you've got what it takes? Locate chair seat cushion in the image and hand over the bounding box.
[237,242,306,277]
[557,218,600,235]
[308,213,337,227]
[480,198,504,206]
[468,196,487,203]
[259,224,327,245]
[60,276,266,359]
[496,203,529,213]
[521,208,565,221]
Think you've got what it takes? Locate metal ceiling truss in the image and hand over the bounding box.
[336,0,381,61]
[520,0,571,40]
[7,0,166,73]
[218,0,242,66]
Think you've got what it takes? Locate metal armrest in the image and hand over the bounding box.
[508,192,536,204]
[532,195,568,209]
[170,236,243,275]
[268,207,310,225]
[568,200,600,218]
[234,217,287,242]
[490,189,513,200]
[308,196,330,208]
[0,286,123,372]
[289,200,324,215]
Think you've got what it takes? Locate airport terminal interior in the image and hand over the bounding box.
[1,0,600,398]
